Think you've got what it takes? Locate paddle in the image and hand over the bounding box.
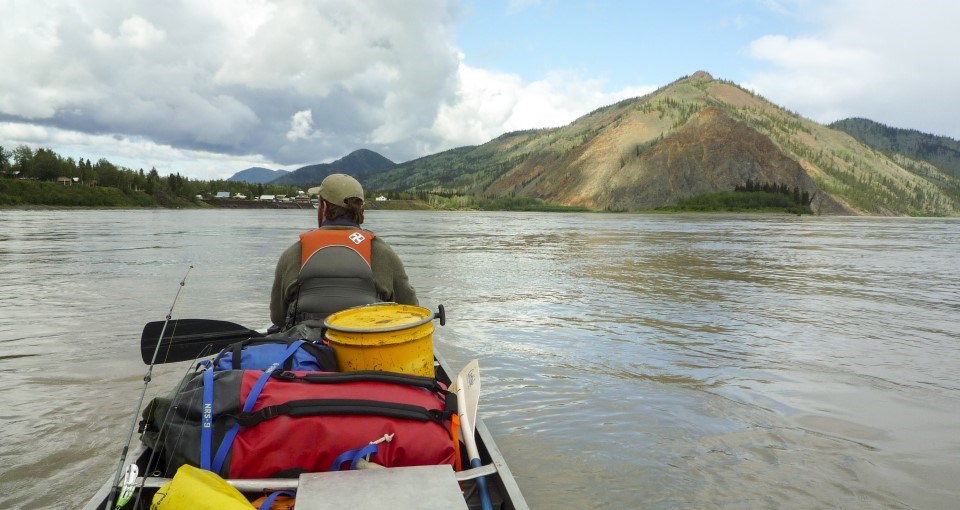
[140,319,263,364]
[450,359,493,510]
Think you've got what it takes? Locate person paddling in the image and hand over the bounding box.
[269,173,418,339]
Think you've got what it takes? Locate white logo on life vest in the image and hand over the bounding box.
[349,232,366,244]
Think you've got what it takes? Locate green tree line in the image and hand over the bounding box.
[0,144,300,207]
[657,179,814,214]
[734,179,813,207]
[656,191,812,214]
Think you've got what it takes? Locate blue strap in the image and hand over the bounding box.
[244,341,305,415]
[200,368,214,471]
[350,443,379,470]
[328,443,379,471]
[211,341,305,474]
[258,490,296,510]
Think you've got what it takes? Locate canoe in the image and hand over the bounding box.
[83,350,527,509]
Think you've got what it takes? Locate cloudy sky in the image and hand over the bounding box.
[1,0,957,180]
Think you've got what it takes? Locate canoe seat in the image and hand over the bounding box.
[296,465,467,510]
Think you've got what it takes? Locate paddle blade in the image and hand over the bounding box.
[455,359,480,435]
[141,319,262,364]
[454,359,493,510]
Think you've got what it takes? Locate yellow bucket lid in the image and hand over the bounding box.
[324,303,435,333]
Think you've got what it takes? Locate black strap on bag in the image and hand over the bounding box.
[234,398,449,427]
[225,370,459,427]
[272,369,444,392]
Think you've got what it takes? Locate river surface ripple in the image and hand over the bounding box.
[0,210,957,509]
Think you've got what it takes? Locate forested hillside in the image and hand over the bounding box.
[228,167,290,184]
[269,149,395,186]
[364,72,960,216]
[830,118,960,201]
[830,118,960,179]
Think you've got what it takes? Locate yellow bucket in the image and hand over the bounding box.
[324,303,435,377]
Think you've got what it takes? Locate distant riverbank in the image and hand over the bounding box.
[0,196,433,211]
[199,199,306,209]
[2,179,823,215]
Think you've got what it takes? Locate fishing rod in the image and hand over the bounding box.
[132,342,216,508]
[106,266,193,510]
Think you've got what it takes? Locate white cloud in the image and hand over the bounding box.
[0,121,282,180]
[0,0,662,179]
[91,16,166,51]
[430,60,656,151]
[118,16,166,49]
[745,0,960,138]
[0,0,462,168]
[0,122,49,142]
[189,0,277,40]
[286,109,318,141]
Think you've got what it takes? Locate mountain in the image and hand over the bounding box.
[227,167,289,183]
[269,149,395,186]
[365,71,960,216]
[830,118,960,184]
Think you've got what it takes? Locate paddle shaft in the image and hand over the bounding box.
[457,373,493,510]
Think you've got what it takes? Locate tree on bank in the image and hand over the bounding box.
[34,148,62,181]
[145,167,161,195]
[12,145,33,177]
[0,145,302,207]
[0,146,9,172]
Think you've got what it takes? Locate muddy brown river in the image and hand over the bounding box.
[0,209,957,509]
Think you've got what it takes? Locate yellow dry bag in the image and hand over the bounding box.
[151,464,254,510]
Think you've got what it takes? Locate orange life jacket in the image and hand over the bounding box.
[285,229,377,327]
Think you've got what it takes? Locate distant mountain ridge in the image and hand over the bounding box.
[361,71,960,216]
[229,74,960,216]
[830,118,960,180]
[226,149,395,186]
[226,167,289,183]
[268,149,395,186]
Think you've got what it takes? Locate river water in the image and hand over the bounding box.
[0,209,957,509]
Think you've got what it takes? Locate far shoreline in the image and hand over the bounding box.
[0,203,838,216]
[3,196,940,217]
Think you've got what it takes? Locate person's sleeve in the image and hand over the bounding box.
[372,238,418,306]
[270,243,301,327]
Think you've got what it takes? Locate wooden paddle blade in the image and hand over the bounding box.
[140,319,262,364]
[458,359,480,432]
